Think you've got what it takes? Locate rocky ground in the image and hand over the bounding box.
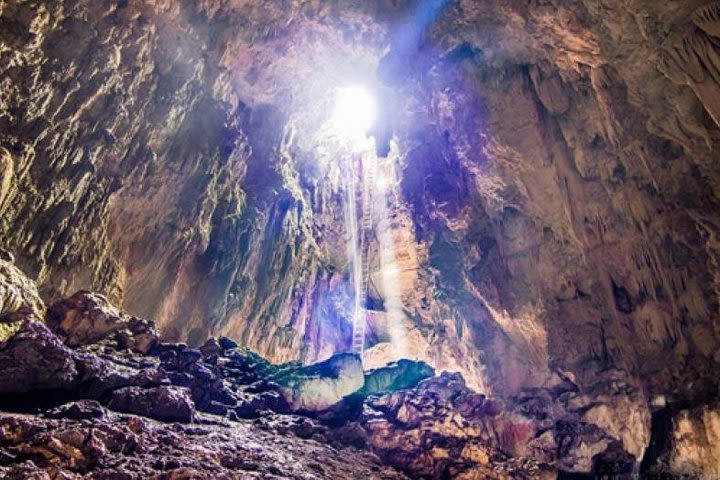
[2,254,718,479]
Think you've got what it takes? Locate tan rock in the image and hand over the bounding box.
[0,254,44,340]
[668,405,720,476]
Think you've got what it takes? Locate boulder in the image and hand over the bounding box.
[108,386,195,422]
[663,404,720,478]
[46,291,158,353]
[0,254,45,340]
[0,320,168,401]
[46,400,108,420]
[199,337,223,358]
[358,370,640,478]
[127,316,159,354]
[0,321,78,393]
[273,353,364,412]
[564,370,651,463]
[218,336,238,350]
[361,359,434,396]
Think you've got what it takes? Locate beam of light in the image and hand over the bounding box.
[378,0,451,84]
[331,86,377,143]
[371,147,408,361]
[393,0,451,54]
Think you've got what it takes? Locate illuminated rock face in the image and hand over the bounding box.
[1,0,720,456]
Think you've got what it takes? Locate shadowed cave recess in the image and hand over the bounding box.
[1,0,720,478]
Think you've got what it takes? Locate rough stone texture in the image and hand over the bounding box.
[648,403,720,477]
[108,385,196,422]
[1,0,720,476]
[361,358,435,396]
[0,411,408,479]
[0,253,44,339]
[0,303,688,477]
[0,321,78,393]
[357,371,637,477]
[46,290,158,353]
[0,0,718,408]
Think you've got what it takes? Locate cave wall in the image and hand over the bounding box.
[1,0,720,402]
[361,0,720,397]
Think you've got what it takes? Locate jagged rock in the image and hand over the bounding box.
[108,386,196,422]
[647,403,720,477]
[46,291,126,346]
[358,371,639,478]
[0,0,717,418]
[199,337,223,358]
[0,256,45,340]
[3,461,52,480]
[218,336,238,351]
[127,317,160,354]
[273,353,364,412]
[47,291,158,354]
[567,372,651,463]
[0,410,408,479]
[0,320,674,477]
[0,321,78,393]
[0,4,719,478]
[0,317,172,404]
[46,400,108,420]
[359,372,518,476]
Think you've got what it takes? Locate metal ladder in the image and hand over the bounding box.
[351,154,377,355]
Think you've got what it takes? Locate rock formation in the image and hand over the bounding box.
[1,0,720,477]
[0,276,654,478]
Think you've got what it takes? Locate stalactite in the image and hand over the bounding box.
[660,4,720,129]
[692,2,720,38]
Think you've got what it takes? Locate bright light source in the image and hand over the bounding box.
[376,171,392,190]
[331,86,377,142]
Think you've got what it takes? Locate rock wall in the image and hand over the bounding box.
[0,0,719,418]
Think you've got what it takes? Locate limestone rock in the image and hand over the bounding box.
[0,0,718,420]
[46,400,108,421]
[359,371,639,477]
[653,403,720,477]
[108,386,196,422]
[273,353,364,412]
[47,291,158,353]
[0,1,719,477]
[0,255,44,340]
[568,373,651,463]
[0,321,78,393]
[0,409,406,479]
